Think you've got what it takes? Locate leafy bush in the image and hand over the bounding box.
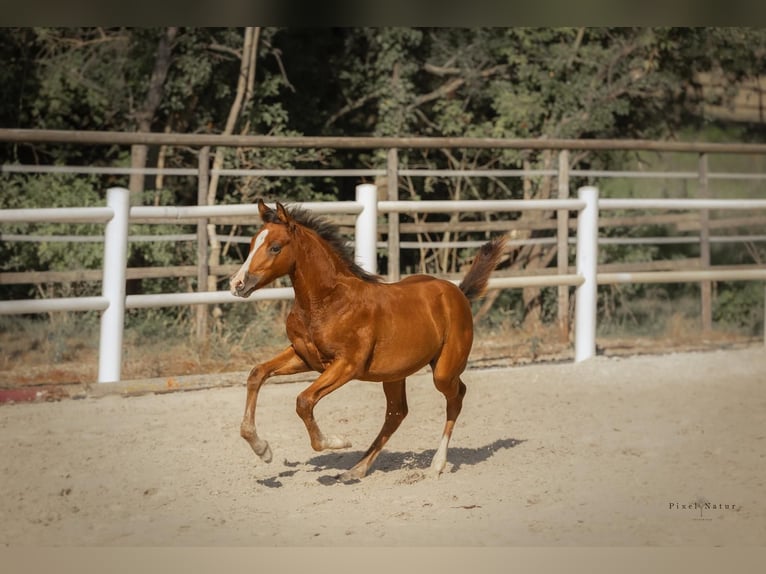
[714,282,765,335]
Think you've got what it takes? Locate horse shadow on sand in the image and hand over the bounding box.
[255,437,525,488]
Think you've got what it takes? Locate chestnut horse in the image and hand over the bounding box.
[230,200,506,481]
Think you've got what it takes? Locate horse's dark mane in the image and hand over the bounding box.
[265,204,381,283]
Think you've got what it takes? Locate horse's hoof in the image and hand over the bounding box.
[324,435,352,450]
[429,458,446,476]
[336,470,363,484]
[254,441,272,463]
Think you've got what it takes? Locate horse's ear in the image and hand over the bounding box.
[275,202,292,225]
[257,199,272,220]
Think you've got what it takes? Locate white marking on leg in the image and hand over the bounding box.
[431,434,450,475]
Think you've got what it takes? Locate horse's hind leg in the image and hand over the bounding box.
[431,376,467,475]
[241,346,310,463]
[430,348,469,475]
[338,378,408,482]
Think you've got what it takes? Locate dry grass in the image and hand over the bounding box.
[1,310,757,389]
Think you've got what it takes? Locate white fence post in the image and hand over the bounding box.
[575,186,599,362]
[355,183,378,274]
[98,187,130,383]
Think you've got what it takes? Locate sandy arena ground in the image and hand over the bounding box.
[1,346,764,546]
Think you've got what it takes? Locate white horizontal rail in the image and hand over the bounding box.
[599,198,766,210]
[708,172,766,180]
[394,238,559,249]
[0,296,109,314]
[445,274,584,290]
[599,236,698,246]
[125,287,295,309]
[571,170,766,181]
[0,233,199,243]
[9,267,766,313]
[395,235,766,250]
[129,200,362,220]
[711,235,766,244]
[6,232,766,249]
[0,207,114,223]
[598,268,766,285]
[379,199,586,213]
[600,235,766,246]
[214,168,384,177]
[488,274,585,289]
[8,231,766,249]
[572,169,699,179]
[398,169,558,177]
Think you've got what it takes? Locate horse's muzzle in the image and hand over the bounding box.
[230,274,259,298]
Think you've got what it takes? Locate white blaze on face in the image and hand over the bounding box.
[231,229,269,294]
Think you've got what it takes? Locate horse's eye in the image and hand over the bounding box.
[269,244,282,254]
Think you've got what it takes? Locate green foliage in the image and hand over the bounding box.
[1,174,104,286]
[24,28,135,132]
[714,282,765,334]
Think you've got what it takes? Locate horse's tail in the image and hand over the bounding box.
[458,236,507,301]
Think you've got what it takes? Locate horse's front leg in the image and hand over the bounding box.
[295,359,357,452]
[241,346,310,463]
